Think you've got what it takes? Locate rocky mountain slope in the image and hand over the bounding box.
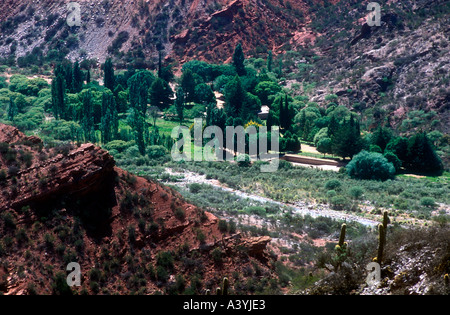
[0,0,309,65]
[297,0,450,134]
[0,124,274,295]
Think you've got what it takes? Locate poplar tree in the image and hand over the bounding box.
[128,70,155,155]
[224,75,245,118]
[101,90,118,143]
[7,97,17,121]
[51,65,66,120]
[233,43,246,76]
[72,61,83,93]
[81,89,95,142]
[175,87,185,124]
[104,58,115,92]
[180,68,196,103]
[267,50,273,72]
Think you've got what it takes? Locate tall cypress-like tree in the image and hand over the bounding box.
[129,107,146,155]
[63,61,73,93]
[224,75,245,118]
[72,61,83,93]
[280,95,293,131]
[128,70,155,155]
[406,132,443,174]
[86,68,91,84]
[51,65,66,120]
[332,115,363,160]
[175,87,185,125]
[7,97,17,121]
[104,58,115,92]
[233,43,246,76]
[371,126,393,152]
[81,89,95,142]
[101,90,118,143]
[128,70,155,116]
[267,50,273,72]
[180,68,196,103]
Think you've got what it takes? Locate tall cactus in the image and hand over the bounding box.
[376,224,386,264]
[222,277,229,296]
[338,223,346,248]
[382,211,389,234]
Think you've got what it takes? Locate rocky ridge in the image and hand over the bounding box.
[0,123,275,295]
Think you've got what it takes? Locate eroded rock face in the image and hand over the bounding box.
[0,124,274,295]
[0,138,115,212]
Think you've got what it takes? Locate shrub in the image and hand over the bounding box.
[330,195,349,210]
[420,197,436,208]
[147,145,168,159]
[174,207,186,221]
[346,150,395,181]
[52,271,73,295]
[189,183,202,194]
[348,186,364,200]
[325,179,341,190]
[0,169,7,185]
[211,248,223,265]
[218,220,228,233]
[326,190,337,199]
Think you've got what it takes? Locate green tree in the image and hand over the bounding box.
[194,83,215,105]
[101,90,118,143]
[128,107,146,155]
[51,65,66,120]
[317,137,332,156]
[180,68,197,103]
[149,77,173,110]
[224,75,245,118]
[128,70,155,115]
[254,81,281,105]
[371,126,393,152]
[383,151,402,173]
[81,89,95,142]
[406,132,443,174]
[175,87,185,124]
[233,43,246,76]
[346,150,395,181]
[86,68,91,84]
[331,115,363,160]
[385,136,409,163]
[103,58,115,91]
[52,272,73,295]
[267,50,273,72]
[72,61,83,93]
[280,95,293,131]
[7,97,17,121]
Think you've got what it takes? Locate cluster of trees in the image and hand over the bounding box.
[1,40,445,179]
[346,128,443,181]
[46,56,176,154]
[175,43,301,153]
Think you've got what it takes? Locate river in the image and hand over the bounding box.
[164,168,379,227]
